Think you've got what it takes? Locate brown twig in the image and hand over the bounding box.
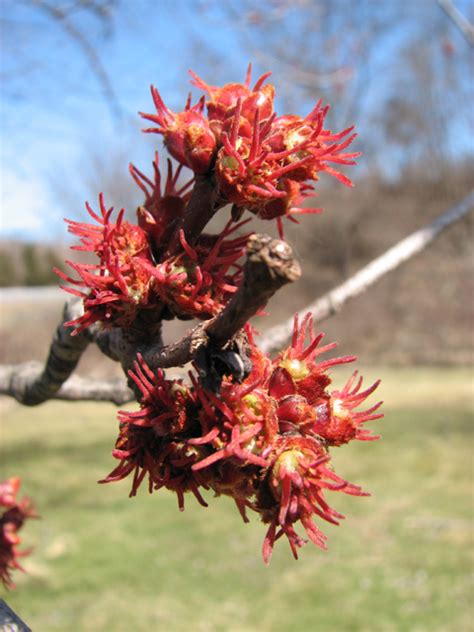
[206,234,301,347]
[0,234,299,405]
[144,233,300,368]
[164,174,222,258]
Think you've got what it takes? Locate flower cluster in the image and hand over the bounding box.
[0,478,37,588]
[57,166,249,329]
[143,220,248,319]
[58,65,359,331]
[57,194,157,332]
[102,315,382,562]
[142,64,359,237]
[58,65,378,563]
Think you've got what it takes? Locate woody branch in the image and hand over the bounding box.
[0,233,299,405]
[260,190,474,355]
[1,193,471,405]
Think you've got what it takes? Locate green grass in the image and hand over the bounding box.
[1,368,473,631]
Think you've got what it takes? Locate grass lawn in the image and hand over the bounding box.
[1,367,473,631]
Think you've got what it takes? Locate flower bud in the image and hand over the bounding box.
[240,83,275,123]
[141,88,216,173]
[268,366,295,400]
[276,394,315,432]
[183,121,217,174]
[164,110,216,172]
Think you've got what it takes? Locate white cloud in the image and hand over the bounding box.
[0,168,58,239]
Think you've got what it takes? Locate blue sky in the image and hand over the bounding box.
[1,0,472,242]
[0,1,261,240]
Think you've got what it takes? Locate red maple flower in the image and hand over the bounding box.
[269,313,356,405]
[215,99,319,213]
[190,382,275,473]
[144,221,249,319]
[56,194,157,332]
[100,312,382,561]
[130,151,194,251]
[188,366,275,521]
[189,63,275,137]
[100,423,211,510]
[266,104,360,185]
[313,372,383,445]
[260,435,367,563]
[100,355,211,510]
[139,64,359,238]
[121,353,195,436]
[213,94,357,237]
[0,478,37,588]
[141,90,216,174]
[57,64,379,565]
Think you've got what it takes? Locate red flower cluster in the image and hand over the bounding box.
[130,152,194,251]
[142,64,359,237]
[57,64,377,563]
[58,65,359,330]
[102,316,382,562]
[57,194,156,332]
[143,220,248,319]
[57,161,249,329]
[0,478,37,588]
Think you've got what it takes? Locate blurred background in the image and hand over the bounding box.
[0,0,472,368]
[1,1,473,630]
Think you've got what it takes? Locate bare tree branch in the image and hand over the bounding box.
[34,0,123,121]
[1,193,471,405]
[0,363,133,405]
[438,0,474,46]
[206,234,301,346]
[0,234,299,405]
[260,190,474,355]
[0,298,90,405]
[250,48,353,89]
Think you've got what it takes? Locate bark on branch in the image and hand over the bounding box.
[0,299,90,405]
[143,234,301,368]
[0,193,471,405]
[0,234,299,405]
[438,0,474,46]
[0,364,133,405]
[164,174,221,258]
[260,190,474,355]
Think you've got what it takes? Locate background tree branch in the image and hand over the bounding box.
[1,193,471,405]
[0,299,90,405]
[34,0,123,121]
[438,0,474,46]
[0,234,300,405]
[260,190,474,355]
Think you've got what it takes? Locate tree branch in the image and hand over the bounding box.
[206,234,301,347]
[143,233,301,368]
[0,299,91,405]
[163,174,221,258]
[35,0,123,121]
[0,364,133,405]
[259,190,474,355]
[0,234,299,405]
[1,193,471,404]
[438,0,474,46]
